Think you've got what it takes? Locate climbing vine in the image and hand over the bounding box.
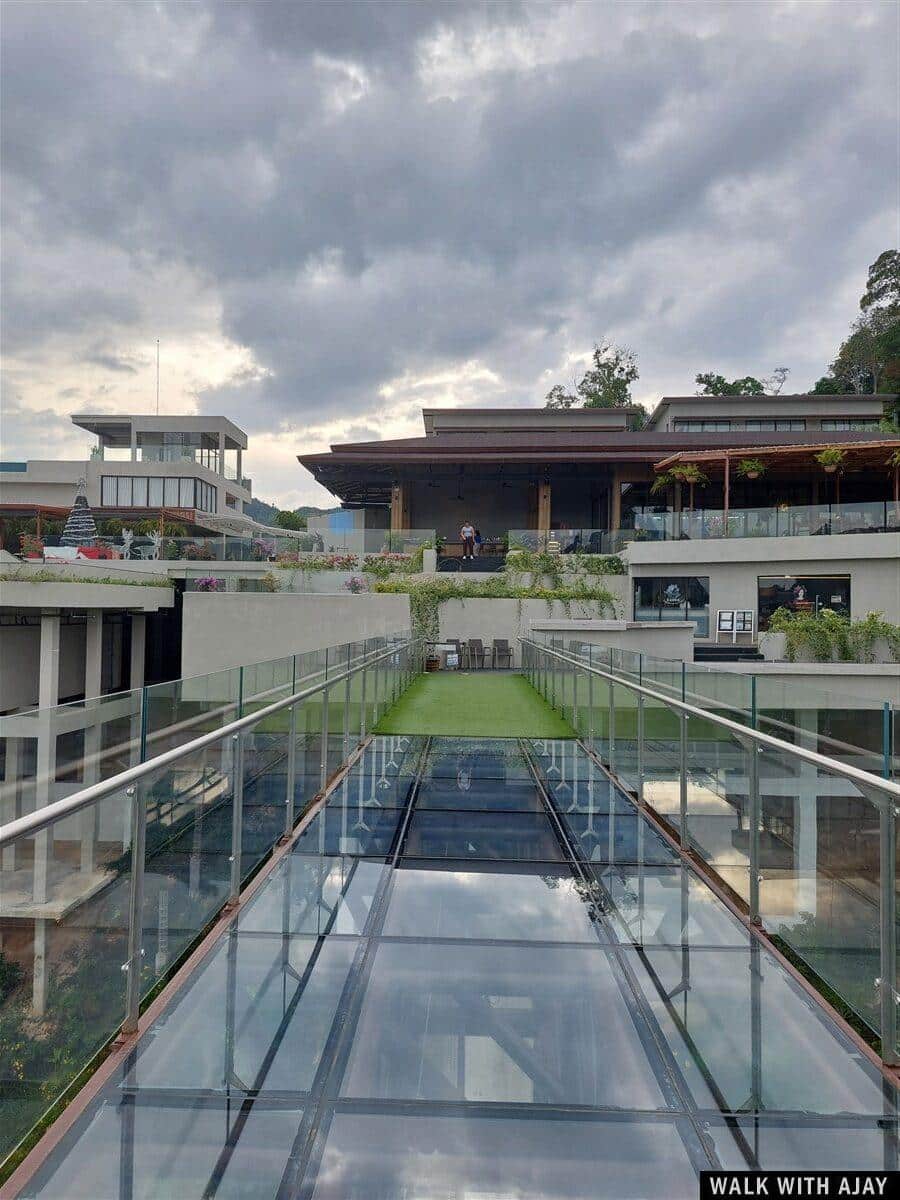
[374,573,621,642]
[767,606,900,663]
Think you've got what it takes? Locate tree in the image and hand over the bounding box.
[694,372,765,396]
[274,510,307,530]
[545,340,639,410]
[860,248,900,313]
[811,375,853,394]
[763,366,790,394]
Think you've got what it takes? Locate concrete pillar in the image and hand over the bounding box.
[130,429,137,462]
[1,736,21,870]
[84,611,103,699]
[81,611,104,874]
[537,481,551,532]
[33,611,61,1014]
[218,430,226,476]
[609,468,621,532]
[236,448,242,483]
[130,614,146,688]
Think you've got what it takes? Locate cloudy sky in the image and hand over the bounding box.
[2,0,898,508]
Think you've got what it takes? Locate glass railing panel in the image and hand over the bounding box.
[754,674,887,777]
[0,787,133,1163]
[739,742,886,1040]
[683,712,752,902]
[144,667,241,758]
[140,742,235,971]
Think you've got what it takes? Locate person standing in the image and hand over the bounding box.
[460,520,475,559]
[474,528,483,557]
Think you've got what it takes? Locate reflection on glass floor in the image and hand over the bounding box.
[22,737,898,1200]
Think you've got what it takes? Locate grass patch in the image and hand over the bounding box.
[374,672,575,738]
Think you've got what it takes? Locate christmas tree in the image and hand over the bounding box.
[60,478,99,546]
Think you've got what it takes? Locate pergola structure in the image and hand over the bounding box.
[653,439,900,516]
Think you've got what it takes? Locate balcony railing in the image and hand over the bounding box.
[522,634,899,1064]
[0,633,418,1164]
[631,499,900,542]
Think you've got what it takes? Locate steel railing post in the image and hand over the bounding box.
[679,712,688,850]
[588,647,595,747]
[122,783,147,1034]
[571,666,578,732]
[359,646,368,739]
[285,702,297,838]
[884,701,892,780]
[320,685,330,788]
[636,693,645,807]
[608,672,617,776]
[748,740,761,925]
[343,645,352,760]
[879,798,898,1065]
[228,732,245,903]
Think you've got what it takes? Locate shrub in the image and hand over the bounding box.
[767,607,900,663]
[193,576,225,592]
[734,457,767,479]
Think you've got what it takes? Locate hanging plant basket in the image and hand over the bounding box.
[822,464,837,474]
[745,470,759,480]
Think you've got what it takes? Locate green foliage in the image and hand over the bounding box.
[814,447,845,470]
[361,552,414,579]
[767,606,900,663]
[374,567,620,642]
[0,568,170,588]
[274,510,307,530]
[258,571,280,593]
[545,340,638,409]
[695,372,765,396]
[814,248,900,394]
[886,448,900,468]
[811,375,853,394]
[734,457,767,478]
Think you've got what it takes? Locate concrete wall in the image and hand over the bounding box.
[0,622,88,711]
[180,592,411,675]
[626,532,900,638]
[645,394,884,431]
[529,619,695,662]
[705,660,900,707]
[437,597,622,667]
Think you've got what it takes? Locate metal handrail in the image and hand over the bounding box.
[521,634,898,1066]
[0,638,416,848]
[520,637,900,804]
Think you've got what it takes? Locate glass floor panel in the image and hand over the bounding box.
[293,807,402,857]
[401,810,567,861]
[341,940,669,1109]
[127,933,358,1094]
[18,734,898,1198]
[595,864,750,948]
[624,944,892,1116]
[239,856,387,936]
[383,861,607,943]
[300,1109,703,1200]
[414,776,545,811]
[559,811,679,865]
[23,1101,306,1200]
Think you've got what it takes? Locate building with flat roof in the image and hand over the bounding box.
[0,412,253,535]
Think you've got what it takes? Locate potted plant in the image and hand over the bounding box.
[19,533,44,559]
[815,447,845,474]
[194,576,224,592]
[735,457,766,481]
[669,464,709,512]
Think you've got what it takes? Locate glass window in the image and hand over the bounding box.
[148,476,164,507]
[821,418,880,431]
[163,477,179,506]
[132,477,148,507]
[673,419,731,432]
[758,575,851,630]
[746,419,806,431]
[179,478,194,507]
[116,476,132,506]
[633,576,710,636]
[100,476,116,505]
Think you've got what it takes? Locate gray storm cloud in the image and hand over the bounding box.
[2,0,897,466]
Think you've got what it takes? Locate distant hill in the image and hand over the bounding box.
[245,498,340,525]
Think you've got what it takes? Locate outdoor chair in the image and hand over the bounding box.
[492,638,513,669]
[467,638,486,669]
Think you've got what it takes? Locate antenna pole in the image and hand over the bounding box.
[156,339,160,414]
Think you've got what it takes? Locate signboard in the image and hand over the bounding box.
[716,609,754,644]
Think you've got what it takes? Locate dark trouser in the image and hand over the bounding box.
[463,537,474,557]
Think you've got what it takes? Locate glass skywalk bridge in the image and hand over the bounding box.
[8,735,898,1198]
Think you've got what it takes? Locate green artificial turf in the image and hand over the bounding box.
[374,671,575,738]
